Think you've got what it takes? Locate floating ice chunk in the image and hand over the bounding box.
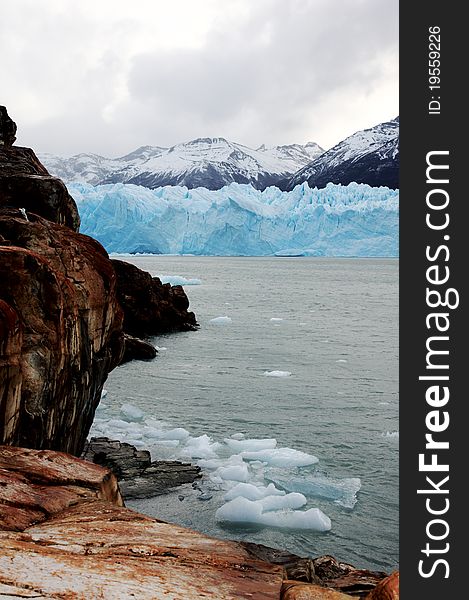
[270,318,284,322]
[224,482,285,502]
[210,475,224,485]
[126,439,146,448]
[154,346,167,351]
[209,316,232,324]
[336,359,348,363]
[181,434,221,459]
[216,463,250,482]
[241,448,318,468]
[120,403,145,423]
[260,507,331,531]
[215,497,331,531]
[266,471,361,509]
[382,431,399,439]
[197,457,225,469]
[158,427,190,441]
[101,389,108,399]
[260,492,307,511]
[230,433,245,440]
[264,370,291,377]
[225,438,277,452]
[107,418,139,430]
[150,440,180,447]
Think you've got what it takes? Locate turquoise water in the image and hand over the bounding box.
[94,256,398,571]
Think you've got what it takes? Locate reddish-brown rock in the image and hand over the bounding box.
[282,581,358,599]
[0,447,282,599]
[0,209,124,454]
[0,446,122,531]
[112,258,198,337]
[365,572,399,600]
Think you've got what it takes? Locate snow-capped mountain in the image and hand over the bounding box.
[39,139,323,190]
[71,181,398,257]
[280,117,399,191]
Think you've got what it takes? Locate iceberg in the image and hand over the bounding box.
[71,181,399,257]
[266,470,362,509]
[209,316,232,325]
[215,496,331,531]
[264,371,292,378]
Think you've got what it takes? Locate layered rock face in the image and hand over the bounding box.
[0,208,124,454]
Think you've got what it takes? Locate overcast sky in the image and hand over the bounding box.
[1,0,398,157]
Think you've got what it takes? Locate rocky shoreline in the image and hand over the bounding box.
[0,107,399,598]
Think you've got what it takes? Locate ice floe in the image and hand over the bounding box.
[265,470,361,509]
[209,316,232,325]
[215,497,331,531]
[89,397,367,534]
[264,370,291,377]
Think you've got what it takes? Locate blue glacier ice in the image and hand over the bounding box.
[70,181,399,257]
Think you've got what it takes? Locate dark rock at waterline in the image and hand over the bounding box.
[112,258,198,337]
[120,333,158,364]
[82,437,201,499]
[0,106,17,147]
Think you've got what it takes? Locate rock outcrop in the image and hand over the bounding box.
[83,437,201,499]
[0,208,124,455]
[121,332,158,363]
[0,445,123,531]
[112,258,198,337]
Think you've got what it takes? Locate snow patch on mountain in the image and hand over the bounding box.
[71,181,398,257]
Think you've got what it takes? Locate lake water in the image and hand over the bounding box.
[91,256,398,571]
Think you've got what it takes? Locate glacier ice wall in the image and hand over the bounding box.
[71,181,398,257]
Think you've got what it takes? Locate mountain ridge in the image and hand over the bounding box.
[39,117,399,191]
[280,117,399,190]
[40,138,324,191]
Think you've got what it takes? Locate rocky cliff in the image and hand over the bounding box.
[0,106,197,456]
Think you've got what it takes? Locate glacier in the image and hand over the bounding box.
[71,181,399,257]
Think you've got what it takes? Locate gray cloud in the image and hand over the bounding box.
[1,0,398,156]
